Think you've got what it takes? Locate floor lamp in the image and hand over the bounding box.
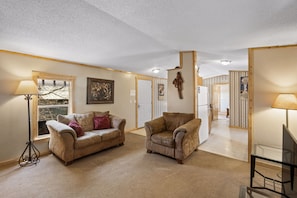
[15,80,40,167]
[271,93,297,128]
[271,93,297,180]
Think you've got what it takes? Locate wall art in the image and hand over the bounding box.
[87,77,114,104]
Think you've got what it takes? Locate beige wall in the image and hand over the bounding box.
[0,51,166,163]
[167,51,197,114]
[250,45,297,150]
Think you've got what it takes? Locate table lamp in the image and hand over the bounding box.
[15,80,40,166]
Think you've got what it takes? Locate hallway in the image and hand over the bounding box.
[198,116,248,162]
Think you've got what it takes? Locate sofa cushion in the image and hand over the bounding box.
[163,112,194,131]
[93,128,120,141]
[94,115,111,130]
[94,111,110,117]
[75,112,94,132]
[151,131,174,147]
[57,114,76,125]
[68,121,84,137]
[75,132,102,149]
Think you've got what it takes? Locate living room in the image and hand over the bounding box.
[1,1,297,197]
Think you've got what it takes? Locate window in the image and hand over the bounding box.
[32,71,75,140]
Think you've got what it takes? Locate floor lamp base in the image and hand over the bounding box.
[19,141,40,167]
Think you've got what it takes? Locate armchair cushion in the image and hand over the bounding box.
[151,131,174,147]
[163,112,194,131]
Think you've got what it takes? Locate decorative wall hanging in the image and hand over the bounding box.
[87,77,114,104]
[172,71,184,99]
[158,83,165,100]
[240,76,248,98]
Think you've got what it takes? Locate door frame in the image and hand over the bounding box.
[136,76,153,128]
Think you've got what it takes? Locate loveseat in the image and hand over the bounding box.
[145,112,201,164]
[46,111,126,165]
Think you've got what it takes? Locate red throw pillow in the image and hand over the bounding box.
[68,121,84,137]
[93,115,111,130]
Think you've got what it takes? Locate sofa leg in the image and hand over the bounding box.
[147,149,152,153]
[194,148,198,151]
[177,159,184,164]
[64,161,73,166]
[119,143,124,146]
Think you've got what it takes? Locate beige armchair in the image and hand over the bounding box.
[144,112,201,164]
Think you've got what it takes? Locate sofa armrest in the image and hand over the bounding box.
[144,116,166,136]
[46,120,77,139]
[46,120,77,164]
[110,115,126,133]
[173,118,201,139]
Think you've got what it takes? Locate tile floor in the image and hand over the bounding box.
[199,115,248,162]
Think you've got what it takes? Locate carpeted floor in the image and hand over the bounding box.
[0,133,281,198]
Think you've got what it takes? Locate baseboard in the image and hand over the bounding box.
[256,161,281,170]
[0,158,18,166]
[0,151,51,167]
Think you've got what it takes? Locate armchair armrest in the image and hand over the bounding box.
[144,116,166,136]
[173,118,202,139]
[174,118,202,162]
[46,120,77,139]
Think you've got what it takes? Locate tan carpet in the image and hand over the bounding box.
[0,133,281,198]
[129,128,146,136]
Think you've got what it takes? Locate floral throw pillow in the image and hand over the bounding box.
[93,115,111,130]
[68,121,84,137]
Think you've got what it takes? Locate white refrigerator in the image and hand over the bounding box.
[197,86,209,144]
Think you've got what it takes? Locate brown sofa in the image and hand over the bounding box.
[46,111,126,165]
[144,112,201,164]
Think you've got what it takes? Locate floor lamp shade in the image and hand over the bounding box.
[272,93,297,128]
[15,80,38,95]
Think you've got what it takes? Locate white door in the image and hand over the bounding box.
[137,79,152,128]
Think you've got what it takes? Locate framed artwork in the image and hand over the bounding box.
[87,77,114,104]
[158,83,165,100]
[240,76,248,98]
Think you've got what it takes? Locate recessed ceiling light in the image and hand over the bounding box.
[152,68,160,73]
[220,60,232,65]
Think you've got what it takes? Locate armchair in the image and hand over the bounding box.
[144,112,201,164]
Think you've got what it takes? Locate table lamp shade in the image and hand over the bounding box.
[272,94,297,110]
[15,80,38,95]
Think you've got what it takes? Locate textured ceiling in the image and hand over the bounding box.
[1,0,297,78]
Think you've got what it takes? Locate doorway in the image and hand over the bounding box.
[212,83,229,120]
[136,78,152,128]
[199,83,248,161]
